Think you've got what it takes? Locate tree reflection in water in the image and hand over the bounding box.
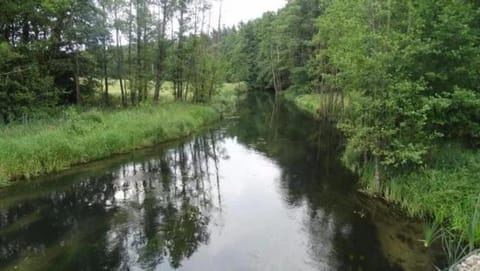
[114,134,225,270]
[0,131,225,270]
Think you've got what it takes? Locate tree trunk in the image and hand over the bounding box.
[103,56,109,105]
[102,3,109,106]
[74,52,81,104]
[154,1,165,104]
[275,45,282,93]
[136,0,142,104]
[271,47,278,95]
[175,3,186,101]
[374,155,381,194]
[128,0,134,105]
[154,6,168,103]
[217,0,223,33]
[115,6,126,106]
[142,2,148,102]
[154,76,161,102]
[1,111,9,125]
[22,18,30,43]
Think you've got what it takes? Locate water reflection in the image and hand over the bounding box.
[229,93,439,270]
[0,93,439,270]
[0,132,226,270]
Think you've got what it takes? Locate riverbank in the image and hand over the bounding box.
[283,91,480,247]
[0,104,218,186]
[0,83,246,187]
[362,144,480,244]
[283,90,345,120]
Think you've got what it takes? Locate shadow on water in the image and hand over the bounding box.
[0,92,441,270]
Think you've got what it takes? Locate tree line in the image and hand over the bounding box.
[220,0,480,191]
[0,0,225,123]
[2,0,480,192]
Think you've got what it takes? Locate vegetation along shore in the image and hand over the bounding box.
[1,0,479,269]
[0,82,246,186]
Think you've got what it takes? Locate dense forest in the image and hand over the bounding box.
[1,0,479,269]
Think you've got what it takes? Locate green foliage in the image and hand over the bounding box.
[1,0,226,111]
[379,144,480,243]
[283,90,345,120]
[188,36,225,103]
[430,88,480,142]
[210,82,247,114]
[0,42,58,123]
[306,0,480,188]
[220,0,321,91]
[223,0,480,202]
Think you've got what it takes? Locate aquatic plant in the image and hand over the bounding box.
[467,194,480,252]
[442,230,469,269]
[422,220,442,248]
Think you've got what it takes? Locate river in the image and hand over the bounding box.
[0,93,441,270]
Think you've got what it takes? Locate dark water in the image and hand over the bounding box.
[0,94,440,270]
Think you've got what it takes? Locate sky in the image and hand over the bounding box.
[118,0,287,44]
[211,0,287,28]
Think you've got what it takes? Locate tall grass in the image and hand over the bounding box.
[442,230,470,268]
[283,90,346,120]
[422,220,442,248]
[0,103,219,184]
[467,195,480,251]
[375,144,480,244]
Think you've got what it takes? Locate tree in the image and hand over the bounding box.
[112,0,127,106]
[153,0,175,102]
[99,0,112,105]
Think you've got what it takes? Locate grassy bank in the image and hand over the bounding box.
[375,145,480,242]
[285,91,480,245]
[0,104,219,185]
[283,90,345,119]
[0,82,246,186]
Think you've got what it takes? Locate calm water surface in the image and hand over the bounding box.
[0,94,440,270]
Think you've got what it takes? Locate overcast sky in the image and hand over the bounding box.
[119,0,287,43]
[211,0,287,28]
